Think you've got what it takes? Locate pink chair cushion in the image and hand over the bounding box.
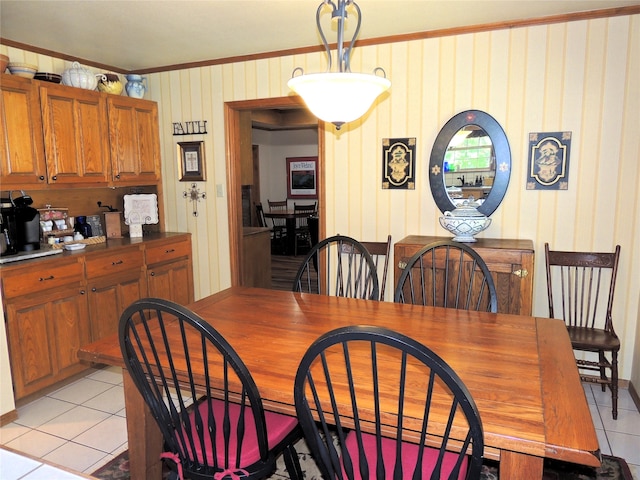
[343,430,468,479]
[176,399,298,467]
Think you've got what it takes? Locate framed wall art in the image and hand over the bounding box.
[286,156,317,199]
[178,141,206,182]
[526,132,571,190]
[382,137,416,189]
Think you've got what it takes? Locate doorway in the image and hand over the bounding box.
[224,96,325,287]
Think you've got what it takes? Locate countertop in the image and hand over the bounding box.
[0,232,190,270]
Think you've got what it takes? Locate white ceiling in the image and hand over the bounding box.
[1,0,638,72]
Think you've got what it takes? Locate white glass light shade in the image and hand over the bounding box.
[288,72,390,127]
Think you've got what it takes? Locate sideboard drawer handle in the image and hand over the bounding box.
[165,248,175,254]
[513,269,529,278]
[112,260,124,266]
[39,275,54,281]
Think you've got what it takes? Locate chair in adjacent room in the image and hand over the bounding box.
[292,234,380,300]
[544,243,622,419]
[294,325,484,480]
[256,202,284,254]
[293,202,316,256]
[394,240,498,312]
[360,235,392,300]
[267,199,288,243]
[119,298,304,480]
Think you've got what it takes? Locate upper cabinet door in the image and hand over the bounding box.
[0,75,47,187]
[40,83,110,185]
[108,96,161,185]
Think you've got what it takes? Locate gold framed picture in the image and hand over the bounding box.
[178,141,205,182]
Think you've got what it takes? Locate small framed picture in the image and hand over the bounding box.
[178,141,205,182]
[287,157,318,199]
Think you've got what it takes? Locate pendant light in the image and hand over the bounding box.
[288,0,390,130]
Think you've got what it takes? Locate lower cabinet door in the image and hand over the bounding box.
[87,270,147,342]
[6,286,90,399]
[147,259,193,306]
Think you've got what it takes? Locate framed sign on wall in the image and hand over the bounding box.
[178,141,206,182]
[287,156,317,199]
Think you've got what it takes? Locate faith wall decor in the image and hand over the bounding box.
[173,120,208,135]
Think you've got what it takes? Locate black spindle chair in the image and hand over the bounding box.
[294,325,484,480]
[119,298,304,480]
[394,240,498,312]
[292,235,380,300]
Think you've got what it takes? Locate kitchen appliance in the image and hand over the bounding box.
[1,190,41,256]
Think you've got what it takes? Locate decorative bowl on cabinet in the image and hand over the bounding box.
[439,197,491,242]
[97,73,123,95]
[7,62,37,78]
[61,61,105,90]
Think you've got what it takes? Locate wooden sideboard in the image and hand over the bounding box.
[394,236,534,316]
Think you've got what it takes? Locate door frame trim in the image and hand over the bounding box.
[224,96,325,286]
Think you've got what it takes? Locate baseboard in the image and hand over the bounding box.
[0,409,18,427]
[629,381,640,414]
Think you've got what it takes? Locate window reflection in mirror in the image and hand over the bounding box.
[444,126,495,206]
[429,110,511,217]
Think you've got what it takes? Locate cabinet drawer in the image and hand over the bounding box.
[1,257,84,299]
[145,238,191,266]
[85,247,144,279]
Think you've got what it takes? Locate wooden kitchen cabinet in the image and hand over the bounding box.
[145,236,194,305]
[394,236,534,316]
[0,74,47,187]
[1,233,192,399]
[1,256,90,399]
[85,245,146,341]
[107,96,161,185]
[242,227,271,288]
[40,83,111,185]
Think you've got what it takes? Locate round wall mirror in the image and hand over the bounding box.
[429,110,511,217]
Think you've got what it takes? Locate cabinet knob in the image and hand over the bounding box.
[80,290,86,295]
[115,174,121,179]
[150,272,155,276]
[512,269,529,278]
[92,287,97,292]
[39,175,45,181]
[51,175,57,181]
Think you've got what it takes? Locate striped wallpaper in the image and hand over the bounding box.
[2,13,638,383]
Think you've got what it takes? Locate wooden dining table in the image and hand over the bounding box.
[78,286,600,479]
[263,209,313,255]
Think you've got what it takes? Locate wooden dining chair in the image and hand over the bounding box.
[266,199,288,250]
[119,298,304,480]
[544,243,621,419]
[394,240,498,312]
[360,235,392,300]
[292,234,380,300]
[294,325,484,480]
[293,202,316,256]
[256,202,285,254]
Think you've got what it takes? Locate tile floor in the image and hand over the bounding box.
[1,365,639,479]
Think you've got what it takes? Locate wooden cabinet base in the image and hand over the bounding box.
[1,233,192,400]
[394,236,534,316]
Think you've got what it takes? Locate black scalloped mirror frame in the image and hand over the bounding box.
[429,110,511,217]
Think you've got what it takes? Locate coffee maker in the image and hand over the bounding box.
[1,191,41,256]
